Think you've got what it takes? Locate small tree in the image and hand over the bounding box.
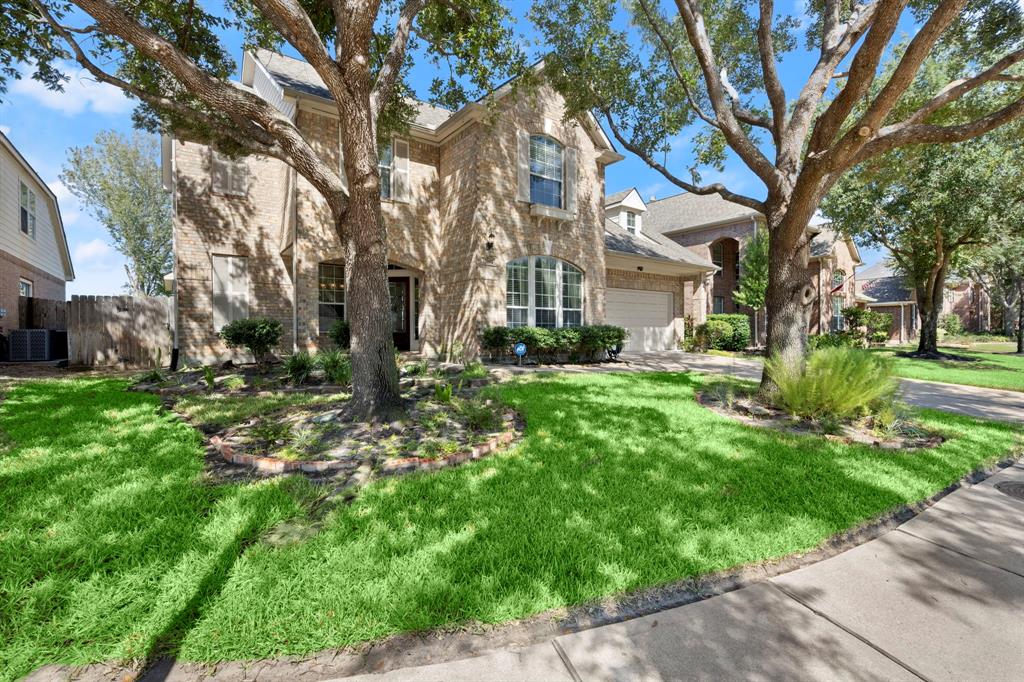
[962,231,1024,353]
[219,317,283,370]
[61,131,172,296]
[732,229,768,345]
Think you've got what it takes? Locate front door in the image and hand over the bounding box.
[388,277,411,351]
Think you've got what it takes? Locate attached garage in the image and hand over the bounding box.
[606,288,675,351]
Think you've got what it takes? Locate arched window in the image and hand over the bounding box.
[832,269,846,287]
[529,135,564,208]
[506,256,583,329]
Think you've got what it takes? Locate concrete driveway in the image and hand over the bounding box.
[504,350,1024,424]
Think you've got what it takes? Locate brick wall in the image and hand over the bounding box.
[0,249,65,334]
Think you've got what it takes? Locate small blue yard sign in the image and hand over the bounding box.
[513,342,527,357]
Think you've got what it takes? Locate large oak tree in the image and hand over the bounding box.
[6,0,522,415]
[532,0,1024,394]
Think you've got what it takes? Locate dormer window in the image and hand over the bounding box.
[529,135,563,208]
[625,211,637,235]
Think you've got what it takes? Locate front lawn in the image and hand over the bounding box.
[870,347,1024,392]
[1,374,1020,677]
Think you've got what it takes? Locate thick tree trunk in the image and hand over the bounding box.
[913,260,948,358]
[335,28,402,418]
[759,207,816,398]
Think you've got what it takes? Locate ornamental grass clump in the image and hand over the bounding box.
[765,347,896,421]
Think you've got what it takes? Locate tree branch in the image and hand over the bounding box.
[672,0,782,194]
[372,0,431,119]
[601,109,766,213]
[906,48,1024,124]
[757,0,786,145]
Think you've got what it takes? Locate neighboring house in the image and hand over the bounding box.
[162,50,716,363]
[855,261,990,343]
[0,131,74,335]
[605,190,862,342]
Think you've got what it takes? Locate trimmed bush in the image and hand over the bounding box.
[809,331,856,350]
[481,324,629,363]
[284,351,316,385]
[707,314,751,351]
[219,317,282,368]
[765,347,896,421]
[940,313,963,337]
[695,319,734,351]
[328,320,351,350]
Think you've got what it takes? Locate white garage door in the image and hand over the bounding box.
[606,288,675,351]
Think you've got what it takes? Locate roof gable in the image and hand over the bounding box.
[644,192,760,235]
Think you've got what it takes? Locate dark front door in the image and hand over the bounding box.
[389,277,411,351]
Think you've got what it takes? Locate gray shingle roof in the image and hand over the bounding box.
[644,192,760,235]
[604,220,716,270]
[857,261,896,280]
[810,227,839,258]
[604,188,633,206]
[860,276,913,303]
[254,49,453,130]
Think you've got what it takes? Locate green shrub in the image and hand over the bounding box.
[460,361,488,379]
[765,347,896,421]
[284,352,316,385]
[223,375,246,391]
[328,319,351,350]
[202,365,216,390]
[481,326,512,358]
[695,319,734,351]
[456,397,503,432]
[219,317,283,367]
[552,327,583,358]
[318,350,352,386]
[842,308,892,345]
[707,314,751,351]
[940,313,963,337]
[434,382,453,404]
[508,326,557,360]
[809,331,856,350]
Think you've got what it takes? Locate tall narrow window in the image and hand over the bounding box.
[713,296,725,314]
[378,141,393,200]
[625,211,637,235]
[506,257,584,328]
[318,263,345,334]
[832,296,844,331]
[212,255,249,330]
[20,182,36,238]
[712,242,724,268]
[19,279,33,297]
[529,135,563,208]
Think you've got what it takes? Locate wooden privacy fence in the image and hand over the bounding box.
[18,296,68,330]
[69,295,174,367]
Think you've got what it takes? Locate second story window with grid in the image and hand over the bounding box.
[20,181,36,238]
[529,135,563,208]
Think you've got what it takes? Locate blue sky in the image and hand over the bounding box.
[0,0,902,296]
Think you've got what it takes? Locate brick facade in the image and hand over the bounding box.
[0,250,65,334]
[171,84,617,363]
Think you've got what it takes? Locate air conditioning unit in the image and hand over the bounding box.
[9,329,50,362]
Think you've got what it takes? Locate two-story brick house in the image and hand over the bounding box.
[163,50,716,363]
[604,189,863,343]
[0,130,74,336]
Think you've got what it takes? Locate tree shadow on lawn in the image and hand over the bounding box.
[175,371,1021,663]
[0,379,309,680]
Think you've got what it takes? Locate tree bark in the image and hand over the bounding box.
[759,206,816,397]
[913,273,947,357]
[1017,284,1024,354]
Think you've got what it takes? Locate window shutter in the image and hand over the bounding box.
[212,255,231,330]
[393,139,410,202]
[564,147,577,215]
[211,152,229,194]
[230,159,248,195]
[517,130,530,202]
[229,256,249,322]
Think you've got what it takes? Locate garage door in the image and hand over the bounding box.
[606,288,675,351]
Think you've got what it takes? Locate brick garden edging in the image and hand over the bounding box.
[210,417,520,476]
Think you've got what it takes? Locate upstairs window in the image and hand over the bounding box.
[211,151,248,196]
[20,182,36,238]
[506,256,583,329]
[712,242,724,268]
[379,139,410,202]
[529,135,563,208]
[625,211,637,234]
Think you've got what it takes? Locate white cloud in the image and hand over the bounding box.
[73,238,113,263]
[0,125,10,135]
[48,180,81,226]
[12,61,132,116]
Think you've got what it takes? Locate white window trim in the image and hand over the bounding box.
[318,262,346,329]
[20,181,37,239]
[528,134,564,209]
[507,256,584,329]
[212,254,249,331]
[19,278,33,297]
[378,138,411,203]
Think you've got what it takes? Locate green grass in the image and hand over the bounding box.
[870,347,1024,392]
[1,374,1020,677]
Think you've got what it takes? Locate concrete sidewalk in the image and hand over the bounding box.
[502,350,1024,423]
[340,463,1024,681]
